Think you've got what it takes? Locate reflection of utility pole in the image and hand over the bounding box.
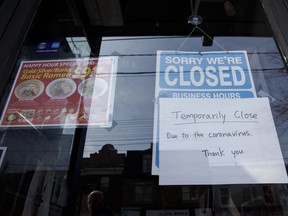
[65,0,102,55]
[64,127,87,216]
[228,197,240,216]
[63,0,102,214]
[209,186,214,216]
[22,161,45,216]
[189,0,201,15]
[33,187,44,215]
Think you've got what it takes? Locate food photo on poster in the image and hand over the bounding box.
[14,79,45,100]
[45,78,77,99]
[0,57,118,128]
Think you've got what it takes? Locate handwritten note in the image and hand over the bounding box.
[158,98,288,185]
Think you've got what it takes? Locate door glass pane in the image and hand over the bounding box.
[1,0,288,216]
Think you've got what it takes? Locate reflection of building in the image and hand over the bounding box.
[213,184,283,215]
[80,144,285,216]
[0,130,72,216]
[2,0,288,215]
[81,144,125,214]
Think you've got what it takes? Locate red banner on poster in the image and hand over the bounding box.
[0,57,118,127]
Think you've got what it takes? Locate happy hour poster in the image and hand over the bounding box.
[0,57,118,127]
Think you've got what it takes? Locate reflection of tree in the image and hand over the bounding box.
[259,53,286,90]
[270,89,288,139]
[265,50,285,66]
[271,91,288,126]
[261,50,288,130]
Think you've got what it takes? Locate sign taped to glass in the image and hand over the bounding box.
[152,50,256,175]
[158,98,288,185]
[0,57,118,127]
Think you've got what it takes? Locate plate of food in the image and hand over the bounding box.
[6,113,17,122]
[46,78,77,99]
[14,79,44,100]
[78,77,108,98]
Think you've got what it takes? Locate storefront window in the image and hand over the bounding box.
[1,0,288,215]
[220,186,230,206]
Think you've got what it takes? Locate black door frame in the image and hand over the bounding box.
[0,0,41,100]
[261,0,288,65]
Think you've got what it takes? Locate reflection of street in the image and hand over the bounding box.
[80,144,286,216]
[3,140,286,216]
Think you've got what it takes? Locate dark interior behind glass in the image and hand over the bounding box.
[1,0,288,215]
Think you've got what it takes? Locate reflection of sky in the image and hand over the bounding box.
[66,37,91,57]
[76,36,288,160]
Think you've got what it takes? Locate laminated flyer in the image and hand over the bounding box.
[0,57,118,127]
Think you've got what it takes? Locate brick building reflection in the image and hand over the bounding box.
[80,144,285,216]
[80,144,210,216]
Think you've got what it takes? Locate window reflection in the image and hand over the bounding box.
[220,186,230,206]
[66,37,91,58]
[80,35,288,216]
[2,29,288,216]
[134,184,153,203]
[2,0,288,215]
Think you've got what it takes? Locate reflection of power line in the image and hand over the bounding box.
[88,130,152,134]
[7,164,69,167]
[84,142,151,148]
[87,119,154,126]
[87,126,153,131]
[85,137,153,143]
[100,53,281,59]
[69,37,82,57]
[88,123,154,127]
[100,118,153,121]
[66,37,283,57]
[96,68,286,77]
[5,139,152,152]
[70,36,283,53]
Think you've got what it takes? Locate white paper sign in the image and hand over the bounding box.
[159,98,288,185]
